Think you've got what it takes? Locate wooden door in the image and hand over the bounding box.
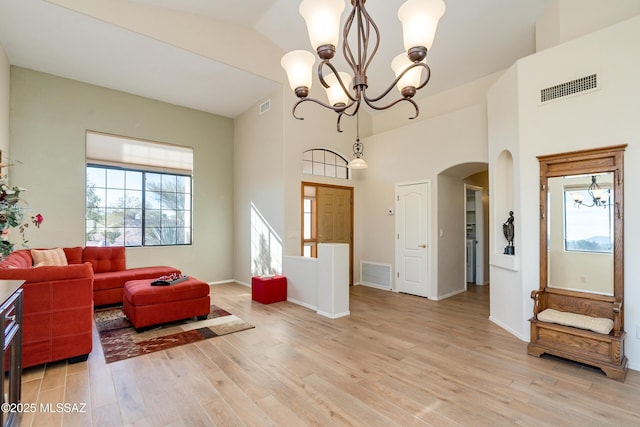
[396,182,430,297]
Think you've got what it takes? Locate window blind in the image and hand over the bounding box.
[86,131,193,173]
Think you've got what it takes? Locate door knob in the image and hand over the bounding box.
[418,244,427,248]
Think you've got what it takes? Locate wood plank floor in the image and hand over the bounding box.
[19,283,640,426]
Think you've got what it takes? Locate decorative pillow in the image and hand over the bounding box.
[31,248,68,267]
[538,308,614,335]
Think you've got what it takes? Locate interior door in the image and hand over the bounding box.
[317,186,353,284]
[396,182,430,297]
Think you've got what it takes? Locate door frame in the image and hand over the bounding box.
[301,181,354,285]
[465,184,484,286]
[394,179,432,298]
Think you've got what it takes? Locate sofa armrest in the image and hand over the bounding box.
[0,262,94,283]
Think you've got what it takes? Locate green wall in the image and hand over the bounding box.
[9,67,234,282]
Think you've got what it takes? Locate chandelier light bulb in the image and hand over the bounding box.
[398,0,446,51]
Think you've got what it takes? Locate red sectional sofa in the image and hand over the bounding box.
[0,247,93,369]
[0,246,180,368]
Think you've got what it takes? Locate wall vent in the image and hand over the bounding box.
[540,74,598,103]
[360,261,392,289]
[259,99,271,115]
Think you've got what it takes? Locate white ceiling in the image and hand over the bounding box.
[0,0,550,118]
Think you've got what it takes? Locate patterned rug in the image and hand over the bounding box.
[94,305,254,363]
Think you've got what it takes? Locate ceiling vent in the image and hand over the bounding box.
[259,99,271,115]
[540,74,598,103]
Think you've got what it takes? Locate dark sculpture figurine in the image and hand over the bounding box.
[503,210,515,255]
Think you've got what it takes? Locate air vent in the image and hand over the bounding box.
[259,99,271,115]
[540,74,598,103]
[360,261,392,289]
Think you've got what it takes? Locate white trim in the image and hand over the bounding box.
[317,310,350,319]
[431,288,465,301]
[287,297,317,311]
[489,316,528,341]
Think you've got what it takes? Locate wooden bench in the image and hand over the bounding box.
[528,287,627,381]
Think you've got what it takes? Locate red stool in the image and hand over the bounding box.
[252,275,287,304]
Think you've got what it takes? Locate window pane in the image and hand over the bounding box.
[125,190,142,208]
[145,191,162,209]
[145,209,161,227]
[126,171,143,190]
[106,169,125,189]
[124,228,142,246]
[87,167,106,187]
[145,173,161,190]
[106,189,125,208]
[162,174,177,190]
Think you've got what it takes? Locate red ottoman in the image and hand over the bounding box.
[252,275,287,304]
[123,277,210,329]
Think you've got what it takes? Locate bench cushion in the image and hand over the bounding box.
[538,308,614,335]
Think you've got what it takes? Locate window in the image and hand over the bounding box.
[86,166,192,247]
[564,187,613,253]
[302,185,317,257]
[302,149,349,179]
[85,132,193,247]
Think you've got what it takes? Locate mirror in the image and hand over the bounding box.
[538,144,625,300]
[547,173,614,295]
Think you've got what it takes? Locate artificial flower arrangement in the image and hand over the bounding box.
[0,160,44,258]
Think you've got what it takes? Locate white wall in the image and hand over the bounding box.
[536,0,640,51]
[233,90,285,286]
[488,16,640,368]
[9,67,235,283]
[358,103,488,293]
[437,173,466,298]
[0,45,8,158]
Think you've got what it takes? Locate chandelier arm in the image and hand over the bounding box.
[361,62,428,104]
[318,61,358,103]
[364,96,420,119]
[291,96,359,122]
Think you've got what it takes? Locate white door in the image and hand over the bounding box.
[395,182,430,297]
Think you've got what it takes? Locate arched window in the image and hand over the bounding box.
[302,149,349,179]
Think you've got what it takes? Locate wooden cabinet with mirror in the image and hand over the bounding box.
[529,145,627,381]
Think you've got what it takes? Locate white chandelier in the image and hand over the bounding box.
[281,0,446,133]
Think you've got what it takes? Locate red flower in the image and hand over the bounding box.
[32,213,44,228]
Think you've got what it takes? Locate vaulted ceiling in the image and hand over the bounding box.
[0,0,550,118]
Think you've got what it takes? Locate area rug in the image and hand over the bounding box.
[94,305,254,363]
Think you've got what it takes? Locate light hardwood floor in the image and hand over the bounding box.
[19,283,640,426]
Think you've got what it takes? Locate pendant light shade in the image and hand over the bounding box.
[281,50,315,96]
[349,157,368,169]
[392,53,423,94]
[398,0,446,51]
[299,0,345,52]
[324,72,352,107]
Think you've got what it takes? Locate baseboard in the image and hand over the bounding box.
[286,297,317,311]
[489,315,528,341]
[316,310,350,319]
[209,279,237,286]
[357,282,392,291]
[431,288,465,301]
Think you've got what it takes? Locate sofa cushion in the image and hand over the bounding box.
[83,246,126,273]
[32,248,68,266]
[63,247,84,264]
[0,250,32,269]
